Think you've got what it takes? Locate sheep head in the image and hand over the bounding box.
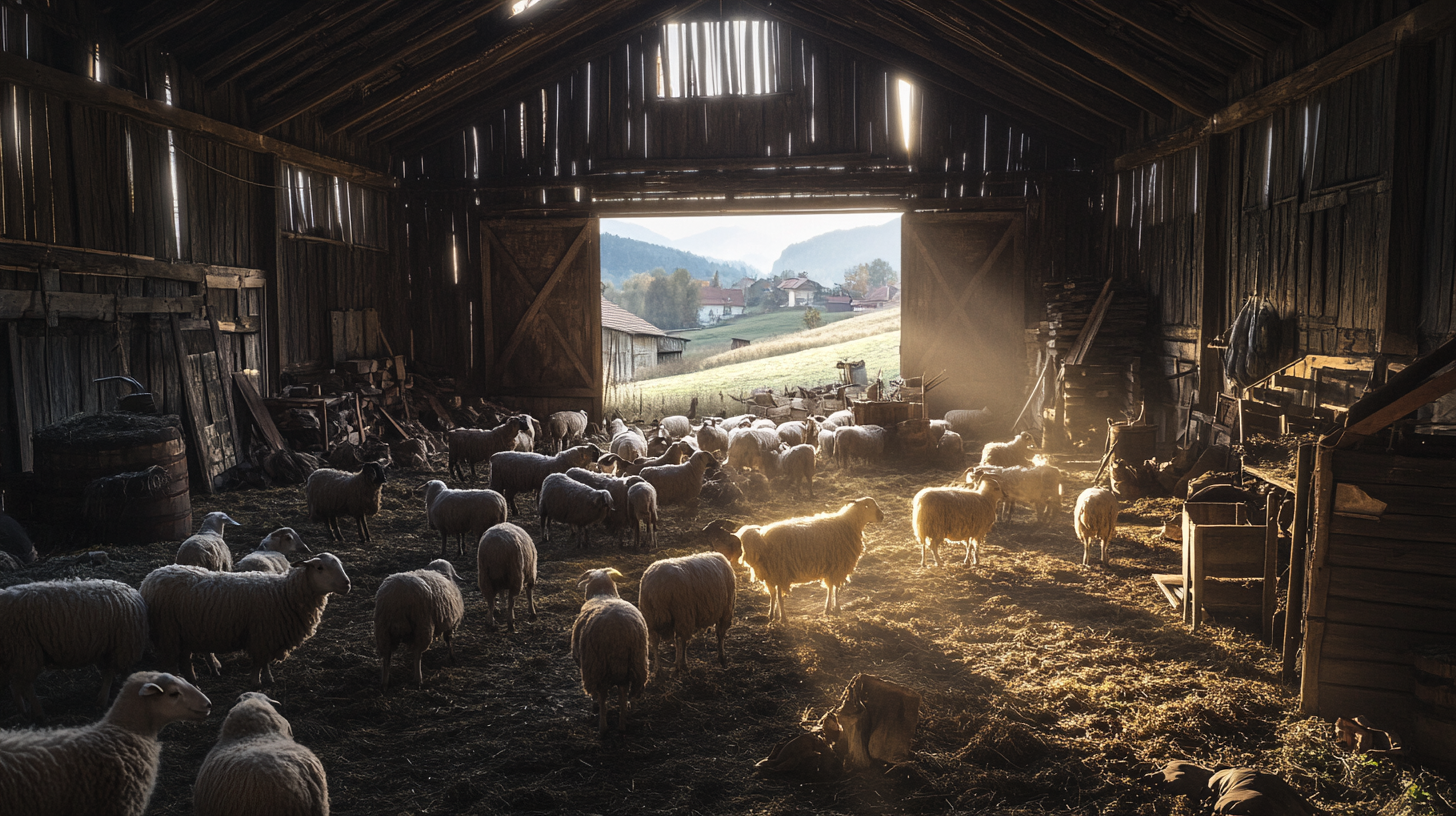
[577,567,625,599]
[118,672,212,733]
[260,527,310,555]
[218,691,290,741]
[298,553,352,596]
[702,519,743,563]
[845,496,885,526]
[362,461,388,485]
[200,511,241,535]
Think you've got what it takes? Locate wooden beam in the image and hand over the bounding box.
[1255,0,1332,29]
[1341,333,1456,435]
[0,51,396,187]
[1186,0,1287,53]
[991,0,1224,118]
[1114,0,1456,170]
[0,239,262,283]
[122,0,228,49]
[0,290,202,320]
[1339,366,1456,443]
[1073,0,1243,75]
[194,0,361,86]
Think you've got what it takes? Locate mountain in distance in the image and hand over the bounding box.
[662,225,777,274]
[600,234,760,286]
[600,221,674,245]
[771,220,901,282]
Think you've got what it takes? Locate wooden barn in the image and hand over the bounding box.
[2,0,1456,812]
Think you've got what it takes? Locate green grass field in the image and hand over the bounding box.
[674,308,862,360]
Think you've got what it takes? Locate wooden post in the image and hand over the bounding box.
[260,155,282,395]
[1298,443,1336,714]
[1381,43,1430,357]
[1263,494,1281,645]
[1197,134,1230,413]
[8,323,33,472]
[1282,443,1315,684]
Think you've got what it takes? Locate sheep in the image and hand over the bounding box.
[627,480,659,551]
[834,424,889,469]
[512,413,543,453]
[488,445,601,516]
[726,426,782,472]
[0,551,19,572]
[659,414,693,440]
[750,418,777,429]
[447,416,524,481]
[304,462,387,543]
[944,407,993,438]
[937,430,964,464]
[0,578,149,720]
[969,460,1064,523]
[721,414,757,430]
[776,418,819,449]
[565,467,642,542]
[0,511,37,565]
[911,480,1005,567]
[193,692,328,816]
[825,409,855,428]
[538,472,614,549]
[927,419,951,444]
[613,441,692,477]
[980,431,1036,468]
[476,523,538,632]
[639,450,719,516]
[140,553,352,687]
[546,410,590,452]
[817,428,837,460]
[570,568,648,736]
[694,419,729,458]
[637,551,735,676]
[176,511,241,572]
[374,559,465,691]
[705,496,884,623]
[1074,487,1119,566]
[390,438,430,471]
[421,479,508,557]
[0,671,211,816]
[610,424,648,461]
[236,528,311,574]
[764,443,817,497]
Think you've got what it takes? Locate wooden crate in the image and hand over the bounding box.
[852,400,913,427]
[1178,502,1277,636]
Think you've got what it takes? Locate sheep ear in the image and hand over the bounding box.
[576,571,593,589]
[222,513,240,526]
[300,557,322,567]
[139,681,166,697]
[702,519,734,533]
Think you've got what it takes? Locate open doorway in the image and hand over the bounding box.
[597,212,903,419]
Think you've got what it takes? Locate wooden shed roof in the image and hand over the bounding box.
[601,298,670,336]
[108,0,1328,158]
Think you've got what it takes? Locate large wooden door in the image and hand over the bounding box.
[480,218,603,421]
[901,212,1027,425]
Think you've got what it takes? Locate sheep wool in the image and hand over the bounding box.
[765,443,816,497]
[537,472,614,549]
[708,496,884,623]
[565,467,642,540]
[627,480,659,551]
[236,528,311,574]
[176,511,241,572]
[305,462,387,543]
[833,425,889,469]
[639,450,719,514]
[694,420,729,458]
[374,560,465,691]
[980,431,1035,468]
[0,511,38,565]
[422,480,508,557]
[546,410,589,452]
[659,414,693,440]
[488,445,600,516]
[944,407,993,438]
[726,427,781,472]
[476,523,538,631]
[194,692,328,816]
[141,553,352,687]
[911,480,1004,568]
[570,569,648,736]
[614,441,692,477]
[0,671,211,816]
[0,578,149,720]
[1074,488,1119,566]
[447,416,524,480]
[637,552,735,675]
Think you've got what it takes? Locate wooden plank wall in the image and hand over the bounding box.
[1419,33,1456,342]
[401,193,480,380]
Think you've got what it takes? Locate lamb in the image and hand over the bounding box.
[610,424,648,461]
[570,568,648,736]
[614,440,693,477]
[834,424,890,469]
[176,511,241,572]
[937,430,964,464]
[304,462,387,543]
[488,445,600,516]
[659,414,693,440]
[639,450,720,515]
[1074,487,1119,566]
[627,480,659,551]
[537,472,614,549]
[374,559,465,690]
[721,414,756,430]
[980,431,1036,467]
[421,479,508,557]
[546,410,590,452]
[705,496,884,623]
[817,428,837,460]
[236,528,311,574]
[193,692,328,816]
[565,467,642,542]
[969,460,1063,523]
[927,419,950,444]
[0,578,149,720]
[637,550,735,676]
[446,416,524,481]
[475,522,538,631]
[776,418,819,449]
[0,511,37,565]
[140,553,352,687]
[750,418,777,429]
[764,443,817,497]
[512,413,543,452]
[726,426,782,472]
[824,409,855,429]
[694,419,729,458]
[911,479,1005,567]
[944,407,993,438]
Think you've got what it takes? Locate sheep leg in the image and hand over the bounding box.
[618,685,629,733]
[965,539,979,566]
[539,514,550,543]
[647,631,662,676]
[822,584,836,616]
[594,690,608,736]
[525,583,537,621]
[505,591,517,633]
[410,647,425,687]
[178,650,198,683]
[379,643,395,691]
[716,620,728,667]
[95,666,116,708]
[1100,536,1108,565]
[674,633,689,674]
[444,630,456,662]
[1081,540,1090,567]
[358,514,370,543]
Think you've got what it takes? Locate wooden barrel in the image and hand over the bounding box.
[32,416,191,545]
[1109,421,1157,463]
[1414,645,1456,771]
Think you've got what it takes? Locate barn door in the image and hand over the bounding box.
[480,218,603,420]
[901,212,1027,425]
[171,315,241,493]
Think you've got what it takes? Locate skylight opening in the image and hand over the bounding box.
[657,20,783,98]
[511,0,543,15]
[896,78,915,153]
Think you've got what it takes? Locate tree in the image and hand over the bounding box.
[644,276,673,328]
[867,258,898,288]
[669,268,699,329]
[803,306,823,329]
[711,270,720,287]
[844,263,871,298]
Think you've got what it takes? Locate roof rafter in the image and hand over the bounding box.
[193,0,378,87]
[1070,0,1244,76]
[1186,0,1291,53]
[122,0,229,50]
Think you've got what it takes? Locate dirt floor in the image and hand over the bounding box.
[5,451,1454,815]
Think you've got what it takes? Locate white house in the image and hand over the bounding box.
[697,287,745,324]
[778,277,823,307]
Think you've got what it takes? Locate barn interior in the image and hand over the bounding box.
[2,0,1456,813]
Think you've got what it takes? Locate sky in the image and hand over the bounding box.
[604,212,900,270]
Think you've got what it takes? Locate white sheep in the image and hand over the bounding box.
[447,416,524,481]
[816,428,837,460]
[944,407,994,438]
[0,578,148,720]
[236,528,311,574]
[0,671,211,816]
[565,467,643,542]
[937,430,964,464]
[637,551,735,675]
[538,472,614,548]
[764,443,816,497]
[659,415,693,440]
[726,427,782,472]
[834,425,889,469]
[1074,487,1119,566]
[706,496,884,623]
[825,409,855,428]
[476,522,538,631]
[140,553,352,687]
[175,511,241,572]
[639,450,719,516]
[374,559,465,690]
[694,419,729,458]
[193,692,328,816]
[610,423,648,461]
[970,460,1063,523]
[614,440,693,477]
[570,568,648,736]
[546,410,589,452]
[512,413,543,452]
[421,479,508,557]
[721,414,756,430]
[911,479,1005,567]
[304,462,387,543]
[627,480,659,551]
[776,418,819,448]
[488,445,600,516]
[980,431,1036,467]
